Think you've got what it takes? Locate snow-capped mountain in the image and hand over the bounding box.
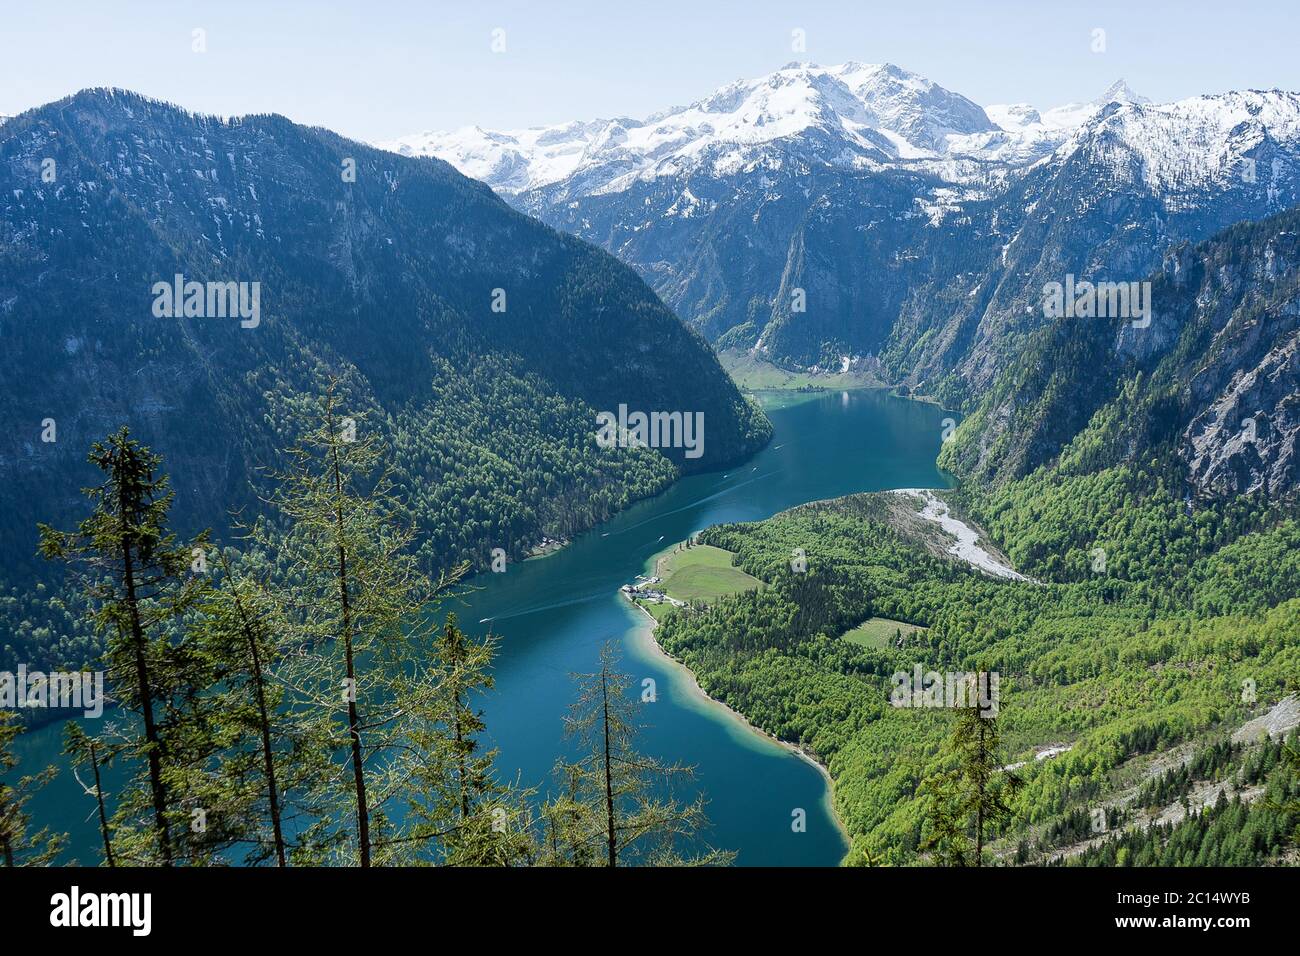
[384,63,1300,494]
[383,64,1165,195]
[955,78,1153,164]
[906,86,1300,392]
[1075,89,1300,193]
[383,62,999,195]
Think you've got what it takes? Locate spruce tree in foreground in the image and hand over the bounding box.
[543,642,733,866]
[436,614,493,825]
[267,386,464,866]
[194,544,338,865]
[39,427,217,865]
[919,763,971,866]
[402,613,538,865]
[0,713,66,866]
[193,546,292,865]
[922,697,1021,866]
[63,723,115,866]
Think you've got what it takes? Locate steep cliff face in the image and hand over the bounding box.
[391,65,1300,431]
[940,208,1300,496]
[1177,227,1300,495]
[1186,328,1300,494]
[906,93,1300,399]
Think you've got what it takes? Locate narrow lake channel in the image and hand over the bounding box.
[20,389,954,866]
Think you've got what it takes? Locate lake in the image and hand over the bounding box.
[18,388,953,866]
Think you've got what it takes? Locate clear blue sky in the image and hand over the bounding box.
[2,0,1297,142]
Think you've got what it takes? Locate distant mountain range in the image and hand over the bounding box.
[385,62,1300,494]
[384,64,1149,190]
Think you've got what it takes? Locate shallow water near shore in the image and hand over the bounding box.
[22,389,954,866]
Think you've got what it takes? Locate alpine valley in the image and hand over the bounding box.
[382,61,1300,866]
[0,89,768,682]
[2,53,1300,871]
[388,62,1300,492]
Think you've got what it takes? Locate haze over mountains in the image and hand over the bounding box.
[386,61,1300,496]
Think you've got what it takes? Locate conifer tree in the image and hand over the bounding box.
[920,768,971,866]
[39,428,215,865]
[541,761,600,867]
[267,385,463,866]
[543,642,732,866]
[437,614,492,825]
[193,544,336,865]
[194,546,291,864]
[1265,740,1300,847]
[922,693,1021,866]
[0,713,65,866]
[63,722,115,866]
[403,613,535,865]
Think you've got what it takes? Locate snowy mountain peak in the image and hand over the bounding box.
[1067,88,1300,192]
[972,81,1157,164]
[831,61,996,151]
[1096,79,1149,106]
[985,103,1042,130]
[382,64,1300,212]
[381,61,997,193]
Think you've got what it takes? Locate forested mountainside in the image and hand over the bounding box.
[640,202,1300,866]
[0,89,769,678]
[941,206,1300,495]
[655,483,1300,865]
[392,63,1300,420]
[643,200,1300,862]
[630,196,1300,866]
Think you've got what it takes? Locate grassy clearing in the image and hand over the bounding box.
[654,543,764,605]
[633,599,676,622]
[719,349,882,391]
[841,617,927,650]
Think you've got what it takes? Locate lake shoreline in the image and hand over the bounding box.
[622,592,852,857]
[29,388,945,864]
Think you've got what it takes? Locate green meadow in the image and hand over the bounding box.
[841,617,928,650]
[652,543,764,605]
